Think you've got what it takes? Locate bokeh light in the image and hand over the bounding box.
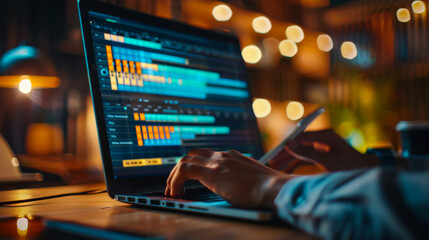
[286,101,304,120]
[11,157,19,167]
[252,16,272,34]
[341,41,358,60]
[17,217,28,231]
[252,98,271,118]
[18,79,32,94]
[412,1,426,14]
[317,34,334,52]
[396,8,411,22]
[278,40,298,57]
[212,4,232,21]
[241,45,262,64]
[285,25,304,43]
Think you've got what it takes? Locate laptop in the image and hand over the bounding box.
[78,0,272,221]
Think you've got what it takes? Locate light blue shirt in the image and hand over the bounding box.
[275,168,429,239]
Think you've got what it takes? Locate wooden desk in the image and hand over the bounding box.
[0,183,316,239]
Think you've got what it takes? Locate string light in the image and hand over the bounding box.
[252,16,272,34]
[317,34,334,52]
[286,25,304,43]
[396,8,411,22]
[341,41,358,60]
[212,4,232,21]
[241,45,262,64]
[411,1,426,14]
[286,101,304,120]
[252,98,271,118]
[279,40,298,57]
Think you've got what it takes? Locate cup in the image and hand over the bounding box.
[396,121,429,157]
[396,121,429,170]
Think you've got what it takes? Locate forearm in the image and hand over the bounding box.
[274,168,429,240]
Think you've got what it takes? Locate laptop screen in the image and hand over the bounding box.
[87,11,262,179]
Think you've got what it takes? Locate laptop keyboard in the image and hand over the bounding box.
[143,188,224,202]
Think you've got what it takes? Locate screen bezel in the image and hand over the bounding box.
[78,0,264,198]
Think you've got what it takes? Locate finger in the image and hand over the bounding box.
[226,149,243,157]
[188,148,214,158]
[166,155,209,191]
[169,162,210,197]
[180,155,210,165]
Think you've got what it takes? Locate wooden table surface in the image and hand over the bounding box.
[0,183,316,240]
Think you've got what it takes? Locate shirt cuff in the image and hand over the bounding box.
[274,175,317,224]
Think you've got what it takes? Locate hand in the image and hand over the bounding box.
[268,129,379,172]
[165,149,293,209]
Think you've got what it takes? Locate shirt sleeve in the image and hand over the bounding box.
[274,168,429,240]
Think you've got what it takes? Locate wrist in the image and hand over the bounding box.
[260,175,293,209]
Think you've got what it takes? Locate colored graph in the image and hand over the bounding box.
[134,124,230,146]
[133,112,215,124]
[104,39,248,99]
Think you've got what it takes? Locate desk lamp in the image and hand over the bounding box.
[0,45,60,93]
[0,44,60,183]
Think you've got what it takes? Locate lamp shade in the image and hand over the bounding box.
[0,45,60,90]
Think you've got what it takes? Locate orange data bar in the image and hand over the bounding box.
[129,61,135,73]
[139,113,145,121]
[105,45,117,90]
[135,62,144,87]
[164,126,171,139]
[169,126,175,133]
[159,126,165,139]
[129,61,137,86]
[136,62,142,74]
[148,126,154,139]
[135,126,143,146]
[122,60,130,85]
[154,126,160,139]
[115,59,123,85]
[142,126,148,140]
[133,113,139,121]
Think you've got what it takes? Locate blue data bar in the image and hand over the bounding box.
[112,47,187,65]
[145,114,216,124]
[207,78,247,88]
[175,126,230,135]
[151,52,187,65]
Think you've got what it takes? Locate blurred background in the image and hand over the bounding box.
[0,0,428,186]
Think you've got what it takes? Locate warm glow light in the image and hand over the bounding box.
[18,79,32,94]
[252,98,271,118]
[412,1,426,13]
[317,34,334,52]
[241,45,262,64]
[17,218,28,231]
[11,157,19,167]
[252,16,272,34]
[279,40,298,57]
[397,8,411,22]
[286,101,304,120]
[285,25,304,43]
[212,4,232,21]
[341,41,358,60]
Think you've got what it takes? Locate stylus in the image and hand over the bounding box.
[258,107,325,165]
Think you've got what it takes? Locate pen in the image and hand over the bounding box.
[258,107,325,165]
